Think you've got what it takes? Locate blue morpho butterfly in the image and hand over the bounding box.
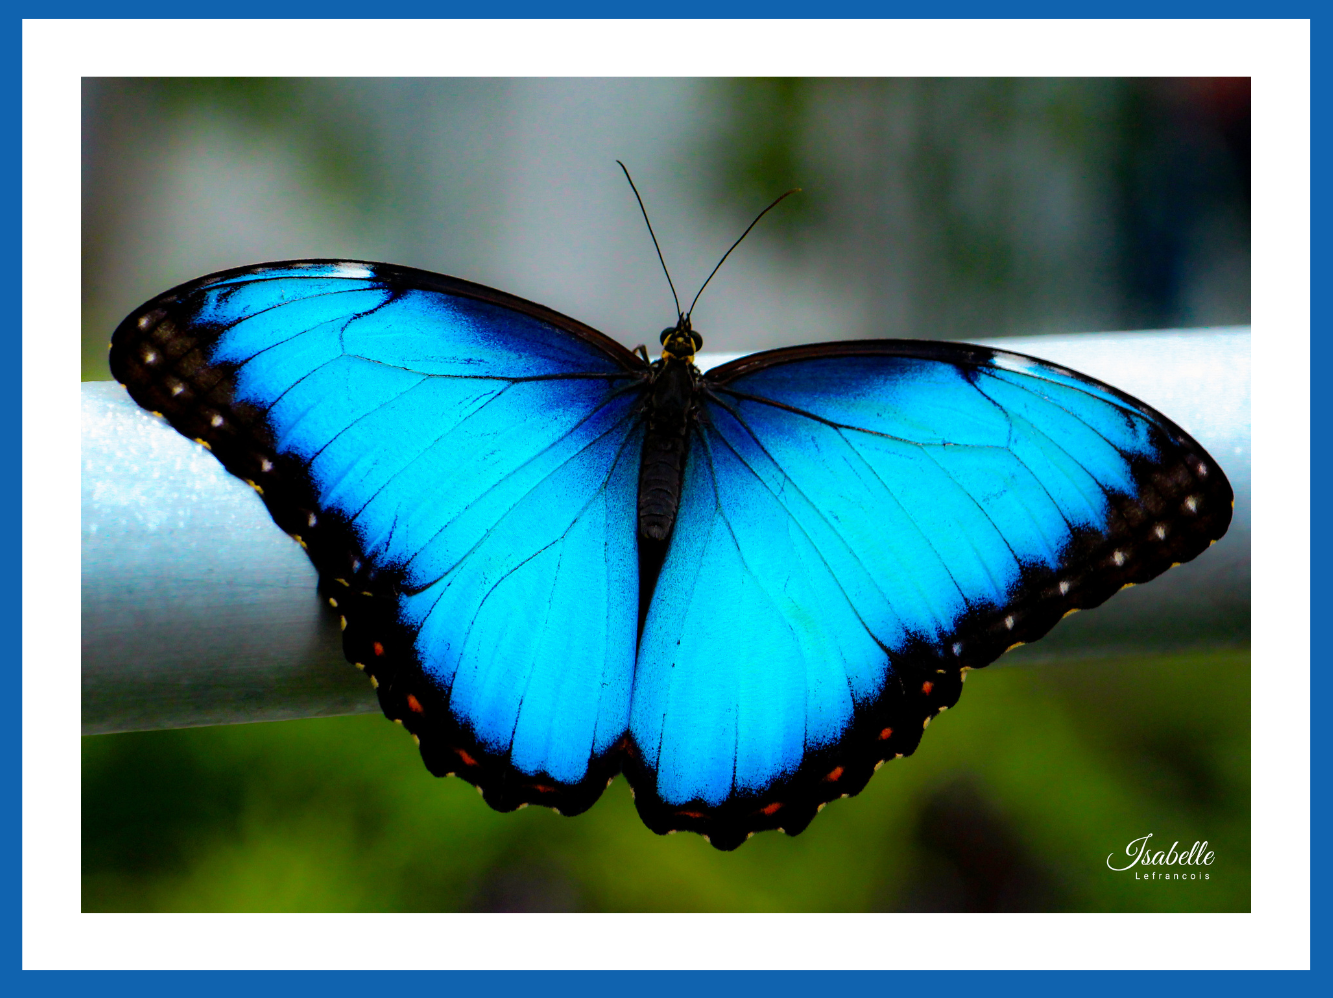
[109,182,1232,851]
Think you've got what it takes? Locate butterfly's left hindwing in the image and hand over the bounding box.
[111,260,649,817]
[625,342,1232,849]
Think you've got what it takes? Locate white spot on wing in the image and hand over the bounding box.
[987,353,1045,378]
[332,262,374,279]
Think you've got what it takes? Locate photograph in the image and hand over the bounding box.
[80,76,1251,914]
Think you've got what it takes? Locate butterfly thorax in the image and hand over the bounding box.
[638,322,703,542]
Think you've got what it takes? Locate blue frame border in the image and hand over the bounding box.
[7,3,1327,16]
[31,2,1321,991]
[1307,2,1325,992]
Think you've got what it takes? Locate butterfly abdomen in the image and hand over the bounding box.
[637,358,698,542]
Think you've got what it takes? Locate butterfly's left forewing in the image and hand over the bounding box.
[626,341,1232,849]
[111,261,649,816]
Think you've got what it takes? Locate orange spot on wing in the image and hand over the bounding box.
[373,641,385,657]
[406,694,424,714]
[531,784,555,794]
[921,681,934,695]
[678,810,706,820]
[455,748,477,767]
[824,766,844,782]
[878,727,894,740]
[760,802,783,816]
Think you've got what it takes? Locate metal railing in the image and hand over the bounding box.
[81,328,1250,735]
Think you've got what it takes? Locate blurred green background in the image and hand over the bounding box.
[81,78,1250,912]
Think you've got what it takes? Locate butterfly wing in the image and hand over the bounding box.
[626,340,1232,849]
[110,261,649,816]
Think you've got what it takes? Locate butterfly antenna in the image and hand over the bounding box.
[686,187,800,320]
[617,161,682,319]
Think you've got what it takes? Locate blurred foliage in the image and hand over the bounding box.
[82,77,1250,379]
[87,78,380,208]
[81,78,382,381]
[84,648,1248,912]
[707,77,1250,338]
[709,79,822,234]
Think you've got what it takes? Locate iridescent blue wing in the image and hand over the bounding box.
[110,261,649,816]
[627,341,1232,849]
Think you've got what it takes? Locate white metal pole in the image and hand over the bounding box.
[81,328,1250,735]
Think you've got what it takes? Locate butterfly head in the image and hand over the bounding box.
[617,161,796,371]
[660,318,703,363]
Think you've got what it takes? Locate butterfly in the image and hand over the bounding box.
[108,253,1232,850]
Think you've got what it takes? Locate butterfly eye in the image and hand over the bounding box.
[659,328,675,345]
[690,331,703,351]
